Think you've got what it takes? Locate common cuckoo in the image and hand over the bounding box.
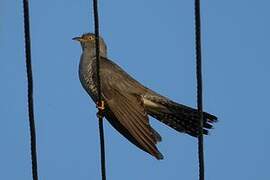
[73,33,217,160]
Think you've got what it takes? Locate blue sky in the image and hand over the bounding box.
[1,0,269,180]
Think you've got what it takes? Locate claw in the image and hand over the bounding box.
[96,101,105,118]
[96,100,105,111]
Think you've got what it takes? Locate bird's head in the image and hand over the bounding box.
[73,33,107,57]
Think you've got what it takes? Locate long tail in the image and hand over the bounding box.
[143,95,218,137]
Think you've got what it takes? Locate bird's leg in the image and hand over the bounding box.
[96,100,105,118]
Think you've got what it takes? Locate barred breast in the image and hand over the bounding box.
[79,53,98,102]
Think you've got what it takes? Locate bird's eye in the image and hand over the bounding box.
[87,36,94,41]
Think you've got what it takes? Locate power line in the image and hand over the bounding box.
[22,1,39,180]
[194,0,205,180]
[92,0,107,180]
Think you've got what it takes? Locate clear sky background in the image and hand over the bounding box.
[1,0,269,180]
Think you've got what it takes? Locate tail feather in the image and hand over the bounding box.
[144,95,217,137]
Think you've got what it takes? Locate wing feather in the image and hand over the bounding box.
[99,58,163,159]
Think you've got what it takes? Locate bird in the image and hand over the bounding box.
[73,33,217,160]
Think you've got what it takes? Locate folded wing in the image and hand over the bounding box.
[100,57,163,159]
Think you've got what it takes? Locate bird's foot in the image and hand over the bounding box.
[96,100,105,118]
[96,111,104,119]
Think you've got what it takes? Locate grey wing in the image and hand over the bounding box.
[100,58,163,159]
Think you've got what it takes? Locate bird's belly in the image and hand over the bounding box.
[79,64,98,102]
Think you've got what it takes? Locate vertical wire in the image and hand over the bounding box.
[22,1,39,180]
[194,0,205,180]
[92,0,107,180]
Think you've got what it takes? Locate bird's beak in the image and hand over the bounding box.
[72,36,82,42]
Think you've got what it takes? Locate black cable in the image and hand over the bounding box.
[92,0,107,180]
[22,1,39,180]
[194,0,205,180]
